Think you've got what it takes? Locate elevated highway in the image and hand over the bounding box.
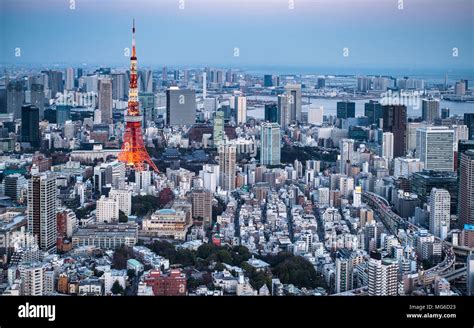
[362,191,456,285]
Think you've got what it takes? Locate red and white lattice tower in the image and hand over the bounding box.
[118,20,159,172]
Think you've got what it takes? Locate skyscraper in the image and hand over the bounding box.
[65,67,75,90]
[339,139,355,174]
[308,105,324,125]
[459,150,474,227]
[337,101,356,120]
[421,99,440,123]
[263,75,273,87]
[465,113,474,140]
[416,126,454,172]
[7,80,24,120]
[429,188,451,238]
[365,100,383,126]
[382,132,394,162]
[28,174,57,253]
[30,83,45,119]
[98,77,113,124]
[56,104,71,125]
[285,84,302,122]
[213,110,225,146]
[264,103,278,123]
[260,122,281,166]
[382,105,407,157]
[112,72,127,100]
[467,254,474,296]
[21,104,40,148]
[166,87,196,126]
[218,144,236,191]
[234,96,247,124]
[277,94,291,128]
[191,189,213,227]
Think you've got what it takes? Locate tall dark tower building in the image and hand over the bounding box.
[464,113,474,140]
[264,103,278,123]
[337,101,356,119]
[30,83,45,119]
[7,80,25,120]
[459,150,474,227]
[382,105,407,157]
[364,100,383,126]
[21,104,40,148]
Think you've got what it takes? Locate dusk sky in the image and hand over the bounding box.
[1,0,473,72]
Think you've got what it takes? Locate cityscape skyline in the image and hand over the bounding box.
[2,4,474,326]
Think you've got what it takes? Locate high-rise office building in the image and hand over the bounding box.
[56,105,71,125]
[260,122,281,166]
[4,173,26,203]
[441,107,450,119]
[339,139,355,174]
[459,150,474,227]
[191,189,213,227]
[421,99,440,123]
[277,94,291,128]
[98,77,113,124]
[263,75,273,87]
[213,110,225,146]
[429,188,451,238]
[337,101,356,119]
[364,100,383,126]
[65,67,75,90]
[357,76,371,92]
[465,113,474,140]
[30,83,45,119]
[308,105,324,125]
[285,84,302,122]
[96,195,119,223]
[112,72,127,100]
[28,174,57,253]
[406,122,427,154]
[467,254,474,296]
[21,104,40,148]
[382,105,407,158]
[264,103,278,123]
[416,126,454,172]
[218,144,236,191]
[382,132,394,162]
[109,189,132,217]
[234,96,247,124]
[166,87,196,126]
[48,70,64,96]
[411,171,458,216]
[7,80,24,120]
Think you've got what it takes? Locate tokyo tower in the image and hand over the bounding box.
[118,20,159,172]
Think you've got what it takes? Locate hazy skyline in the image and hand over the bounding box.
[1,0,473,72]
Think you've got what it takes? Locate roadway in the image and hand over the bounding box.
[362,191,456,285]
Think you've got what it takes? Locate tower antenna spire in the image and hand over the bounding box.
[132,18,136,58]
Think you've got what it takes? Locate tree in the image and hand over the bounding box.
[119,210,128,223]
[112,245,134,270]
[158,188,174,208]
[273,254,319,288]
[111,280,124,295]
